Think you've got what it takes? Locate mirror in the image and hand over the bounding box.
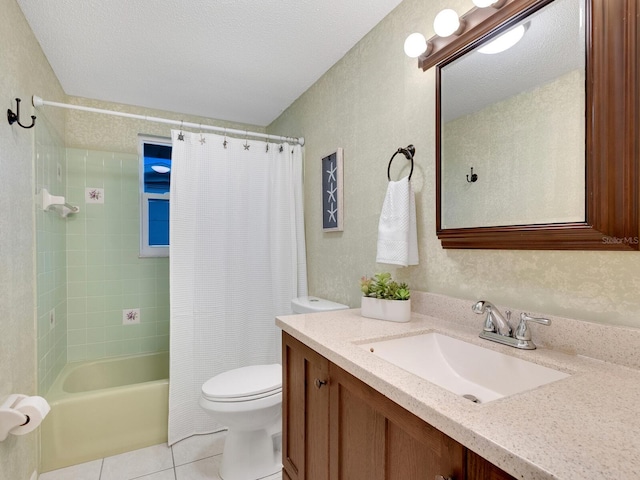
[427,0,639,250]
[440,0,585,229]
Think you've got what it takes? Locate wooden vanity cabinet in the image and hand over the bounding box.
[282,333,330,480]
[329,361,464,480]
[467,451,518,480]
[282,332,515,480]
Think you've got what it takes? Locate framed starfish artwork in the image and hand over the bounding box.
[321,148,343,232]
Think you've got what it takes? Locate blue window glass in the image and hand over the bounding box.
[139,137,171,257]
[143,143,172,194]
[148,198,170,246]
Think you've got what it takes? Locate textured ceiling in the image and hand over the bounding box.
[17,0,403,126]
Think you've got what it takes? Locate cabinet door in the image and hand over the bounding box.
[467,451,516,480]
[329,363,465,480]
[282,333,330,480]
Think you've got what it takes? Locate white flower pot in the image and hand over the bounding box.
[360,297,411,323]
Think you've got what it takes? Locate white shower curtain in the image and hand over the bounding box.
[168,130,307,445]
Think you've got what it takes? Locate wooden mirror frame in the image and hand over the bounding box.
[426,0,639,250]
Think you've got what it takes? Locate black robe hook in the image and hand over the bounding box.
[7,98,36,129]
[466,167,478,183]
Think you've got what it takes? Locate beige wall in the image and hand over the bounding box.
[268,0,640,329]
[0,0,65,477]
[65,96,265,155]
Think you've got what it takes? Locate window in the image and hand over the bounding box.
[139,135,172,257]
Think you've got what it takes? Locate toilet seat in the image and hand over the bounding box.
[202,364,282,403]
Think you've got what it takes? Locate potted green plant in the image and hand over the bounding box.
[359,273,411,322]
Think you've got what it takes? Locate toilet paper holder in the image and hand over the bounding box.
[0,394,49,442]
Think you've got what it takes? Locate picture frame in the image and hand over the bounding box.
[321,148,344,232]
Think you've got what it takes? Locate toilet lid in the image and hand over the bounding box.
[202,364,282,401]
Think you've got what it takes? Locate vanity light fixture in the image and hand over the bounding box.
[404,0,512,67]
[433,9,466,38]
[478,23,528,54]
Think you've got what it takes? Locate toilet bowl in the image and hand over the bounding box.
[200,364,282,480]
[200,296,348,480]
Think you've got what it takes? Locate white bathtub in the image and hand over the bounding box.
[40,352,169,472]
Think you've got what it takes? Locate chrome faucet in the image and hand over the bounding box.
[472,300,512,336]
[472,300,550,350]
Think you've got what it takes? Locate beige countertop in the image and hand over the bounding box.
[276,308,640,480]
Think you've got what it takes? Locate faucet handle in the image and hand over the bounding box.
[482,314,495,332]
[473,301,494,332]
[515,313,550,341]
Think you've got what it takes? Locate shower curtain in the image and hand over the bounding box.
[168,130,307,445]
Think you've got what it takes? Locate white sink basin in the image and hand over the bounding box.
[360,332,569,403]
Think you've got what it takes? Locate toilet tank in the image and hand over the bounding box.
[291,296,349,314]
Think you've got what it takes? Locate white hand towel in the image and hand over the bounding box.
[376,176,419,266]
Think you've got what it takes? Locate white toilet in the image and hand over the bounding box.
[199,296,348,480]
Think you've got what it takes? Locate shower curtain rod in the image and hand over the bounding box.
[31,96,305,146]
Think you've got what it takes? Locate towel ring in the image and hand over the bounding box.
[387,145,415,181]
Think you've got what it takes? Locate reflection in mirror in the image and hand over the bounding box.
[440,0,585,229]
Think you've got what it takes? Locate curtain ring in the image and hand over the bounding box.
[177,120,184,141]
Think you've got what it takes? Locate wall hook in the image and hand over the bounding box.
[466,166,478,183]
[7,98,36,129]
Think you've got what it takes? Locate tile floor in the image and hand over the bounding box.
[39,431,283,480]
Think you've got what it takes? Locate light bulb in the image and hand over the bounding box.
[433,9,462,38]
[151,165,170,174]
[478,24,527,54]
[404,33,428,58]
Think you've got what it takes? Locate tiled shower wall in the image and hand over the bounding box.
[65,148,170,362]
[36,118,68,394]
